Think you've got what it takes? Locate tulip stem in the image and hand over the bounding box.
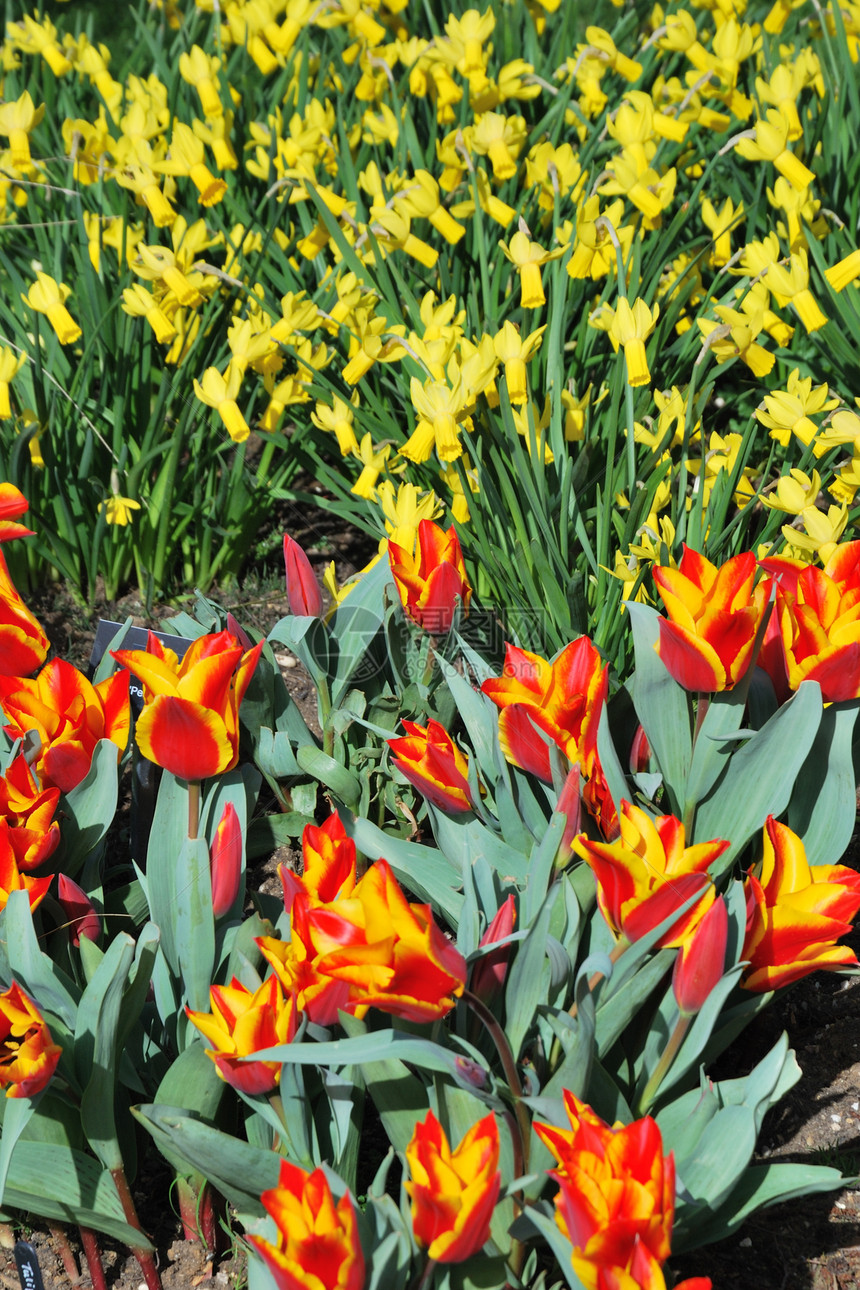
[79,1226,108,1290]
[636,1012,690,1115]
[110,1165,162,1290]
[462,989,530,1176]
[409,1255,437,1290]
[49,1224,81,1283]
[188,779,201,840]
[568,940,626,1020]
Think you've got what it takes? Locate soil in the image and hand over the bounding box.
[2,526,860,1288]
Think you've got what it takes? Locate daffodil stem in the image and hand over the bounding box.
[636,1013,691,1115]
[110,1166,162,1290]
[462,988,530,1176]
[188,779,200,840]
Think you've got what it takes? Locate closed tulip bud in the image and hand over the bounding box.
[471,894,516,1003]
[283,533,323,618]
[672,896,728,1016]
[210,801,242,918]
[57,874,101,947]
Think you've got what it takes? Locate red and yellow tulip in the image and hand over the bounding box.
[481,636,614,829]
[113,629,263,782]
[0,822,52,914]
[0,483,34,543]
[280,812,357,914]
[742,816,860,991]
[388,518,471,634]
[186,975,297,1094]
[0,980,62,1098]
[536,1091,711,1290]
[572,801,727,949]
[249,1159,365,1290]
[653,547,770,691]
[259,859,467,1026]
[0,752,60,871]
[405,1109,500,1263]
[388,718,475,813]
[672,896,728,1016]
[0,546,48,678]
[759,542,860,701]
[0,659,130,792]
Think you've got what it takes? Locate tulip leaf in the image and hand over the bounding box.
[692,680,821,869]
[77,931,136,1171]
[257,1028,491,1085]
[329,552,393,705]
[340,812,464,922]
[0,1139,153,1248]
[594,704,630,827]
[175,835,217,1014]
[673,1161,845,1252]
[788,700,858,866]
[682,684,748,819]
[516,1207,589,1290]
[673,1103,757,1211]
[2,890,79,1031]
[149,1041,226,1177]
[60,739,120,877]
[132,1105,279,1211]
[505,883,560,1060]
[146,770,191,973]
[296,744,361,808]
[436,655,501,783]
[595,950,674,1058]
[0,1096,36,1208]
[626,601,693,814]
[428,810,531,888]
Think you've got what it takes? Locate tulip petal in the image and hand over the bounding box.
[135,695,232,779]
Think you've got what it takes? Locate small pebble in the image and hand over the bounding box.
[739,1237,752,1247]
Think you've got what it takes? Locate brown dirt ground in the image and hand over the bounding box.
[2,524,860,1288]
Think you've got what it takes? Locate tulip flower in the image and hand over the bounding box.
[758,542,860,701]
[653,547,770,692]
[186,975,297,1094]
[249,1159,365,1290]
[535,1091,705,1290]
[0,981,62,1098]
[0,660,130,792]
[672,896,728,1016]
[210,801,243,918]
[283,533,323,617]
[482,637,613,828]
[406,1110,500,1263]
[57,874,101,947]
[0,753,60,871]
[470,894,516,1004]
[280,813,357,915]
[0,483,34,542]
[388,519,471,635]
[0,822,52,914]
[573,802,727,949]
[112,629,263,782]
[0,546,49,677]
[388,719,475,813]
[260,859,467,1025]
[742,816,860,991]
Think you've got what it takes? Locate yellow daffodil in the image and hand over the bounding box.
[784,503,849,565]
[500,227,562,309]
[311,393,361,456]
[0,91,44,172]
[604,297,660,387]
[761,469,822,514]
[491,321,546,405]
[121,284,177,344]
[734,109,816,190]
[178,45,223,118]
[0,348,25,418]
[352,434,391,498]
[193,365,250,443]
[825,248,860,293]
[765,249,827,333]
[6,14,71,76]
[158,121,226,206]
[471,112,527,181]
[23,274,81,345]
[754,369,839,451]
[99,495,141,526]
